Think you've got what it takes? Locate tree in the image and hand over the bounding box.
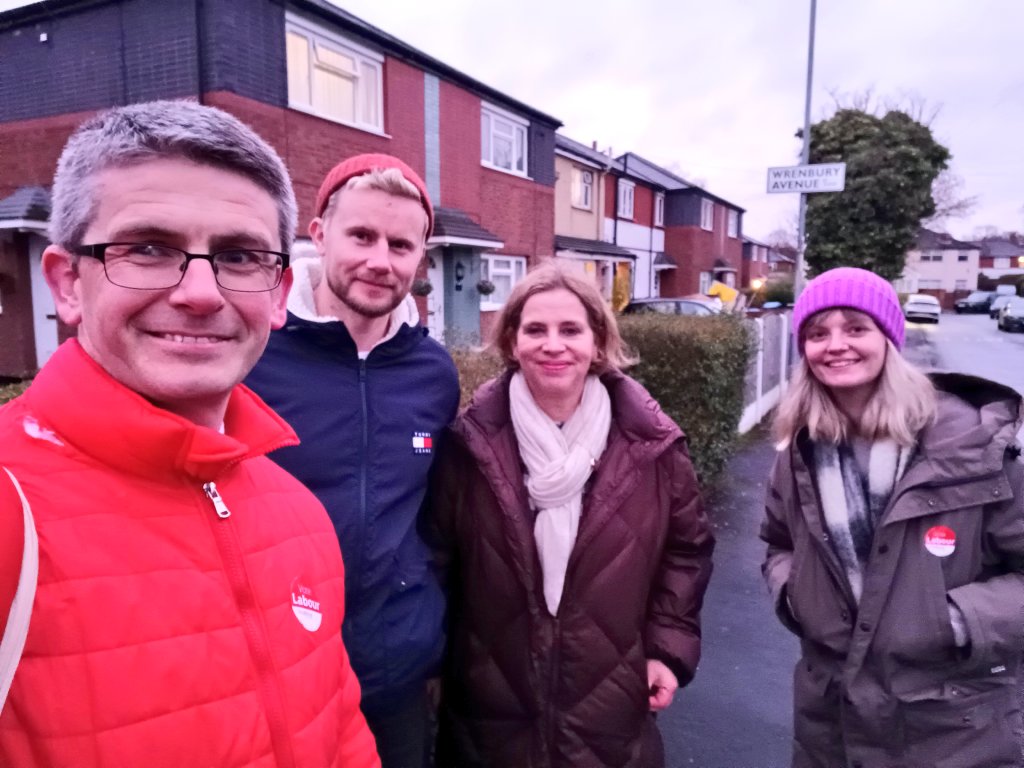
[804,108,950,280]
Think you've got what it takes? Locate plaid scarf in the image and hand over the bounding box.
[812,439,912,603]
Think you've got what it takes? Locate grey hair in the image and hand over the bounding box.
[322,167,423,221]
[48,99,297,250]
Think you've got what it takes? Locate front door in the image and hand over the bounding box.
[426,250,445,343]
[28,234,58,369]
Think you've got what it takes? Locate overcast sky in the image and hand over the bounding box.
[3,0,1021,241]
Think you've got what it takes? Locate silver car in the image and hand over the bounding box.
[903,293,941,324]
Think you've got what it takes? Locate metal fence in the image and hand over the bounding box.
[739,312,793,433]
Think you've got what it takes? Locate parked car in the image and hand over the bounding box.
[622,298,720,317]
[903,293,941,324]
[997,296,1024,332]
[989,294,1013,319]
[954,291,995,314]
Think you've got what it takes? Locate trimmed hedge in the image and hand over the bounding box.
[0,379,30,406]
[449,313,753,486]
[620,314,752,484]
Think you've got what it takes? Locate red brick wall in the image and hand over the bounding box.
[0,109,98,200]
[207,57,426,231]
[604,176,616,219]
[0,233,38,378]
[634,185,653,227]
[741,258,770,287]
[660,214,744,297]
[438,80,553,263]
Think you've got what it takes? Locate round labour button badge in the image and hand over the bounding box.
[924,525,956,557]
[291,577,323,632]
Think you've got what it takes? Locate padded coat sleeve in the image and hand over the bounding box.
[946,451,1024,666]
[643,441,715,688]
[759,450,804,636]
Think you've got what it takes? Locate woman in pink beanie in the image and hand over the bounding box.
[761,267,1024,767]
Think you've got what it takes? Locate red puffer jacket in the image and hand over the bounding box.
[0,341,379,768]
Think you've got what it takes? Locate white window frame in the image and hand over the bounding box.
[995,257,1010,269]
[654,193,665,227]
[699,271,713,294]
[480,255,527,310]
[955,279,968,290]
[617,179,635,219]
[285,14,385,134]
[918,279,942,289]
[727,210,739,238]
[571,168,593,210]
[700,199,714,231]
[481,103,529,177]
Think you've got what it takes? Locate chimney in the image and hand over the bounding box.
[592,140,598,150]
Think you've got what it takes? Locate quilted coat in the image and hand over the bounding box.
[0,341,379,768]
[431,369,714,768]
[761,373,1024,768]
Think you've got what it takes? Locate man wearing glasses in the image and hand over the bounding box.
[0,101,379,768]
[246,155,459,768]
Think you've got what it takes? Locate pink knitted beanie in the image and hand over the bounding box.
[792,267,905,351]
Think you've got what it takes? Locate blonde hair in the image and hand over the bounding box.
[773,318,936,448]
[492,261,637,373]
[322,167,424,227]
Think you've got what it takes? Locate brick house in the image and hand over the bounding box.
[0,0,560,374]
[895,228,981,308]
[741,236,771,289]
[977,235,1024,287]
[611,153,745,298]
[552,135,637,308]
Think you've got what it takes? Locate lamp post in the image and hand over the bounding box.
[794,0,817,298]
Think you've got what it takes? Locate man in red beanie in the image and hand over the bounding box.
[247,154,459,768]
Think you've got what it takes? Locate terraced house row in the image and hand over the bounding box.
[0,0,748,377]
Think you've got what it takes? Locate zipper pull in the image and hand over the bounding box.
[203,482,231,519]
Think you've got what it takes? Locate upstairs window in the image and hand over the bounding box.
[654,193,665,226]
[286,16,383,132]
[700,199,714,231]
[571,168,593,210]
[727,210,739,238]
[482,104,528,176]
[617,179,635,219]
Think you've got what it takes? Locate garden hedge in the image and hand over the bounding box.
[449,313,753,486]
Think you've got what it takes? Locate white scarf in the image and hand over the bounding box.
[509,372,612,615]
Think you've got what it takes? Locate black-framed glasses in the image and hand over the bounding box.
[74,242,290,292]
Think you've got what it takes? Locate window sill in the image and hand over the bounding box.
[288,104,391,139]
[481,162,531,181]
[480,301,505,312]
[571,202,593,212]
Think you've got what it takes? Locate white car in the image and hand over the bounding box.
[903,293,941,324]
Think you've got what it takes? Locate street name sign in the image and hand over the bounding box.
[766,162,846,194]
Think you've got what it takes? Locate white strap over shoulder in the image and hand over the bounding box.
[0,467,37,712]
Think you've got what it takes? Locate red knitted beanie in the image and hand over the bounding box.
[314,153,433,236]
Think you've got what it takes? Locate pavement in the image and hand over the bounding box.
[659,429,798,768]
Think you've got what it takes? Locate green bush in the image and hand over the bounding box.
[448,314,753,486]
[764,279,794,305]
[448,346,504,408]
[620,314,752,485]
[0,379,30,406]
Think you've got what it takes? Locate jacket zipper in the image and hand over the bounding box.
[358,360,369,588]
[546,615,561,768]
[203,482,297,768]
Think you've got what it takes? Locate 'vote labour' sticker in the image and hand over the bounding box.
[291,578,323,632]
[924,526,956,557]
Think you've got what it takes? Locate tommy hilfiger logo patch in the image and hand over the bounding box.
[412,431,433,454]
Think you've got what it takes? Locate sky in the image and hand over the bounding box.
[2,0,1021,241]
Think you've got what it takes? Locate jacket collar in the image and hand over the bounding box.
[23,340,298,483]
